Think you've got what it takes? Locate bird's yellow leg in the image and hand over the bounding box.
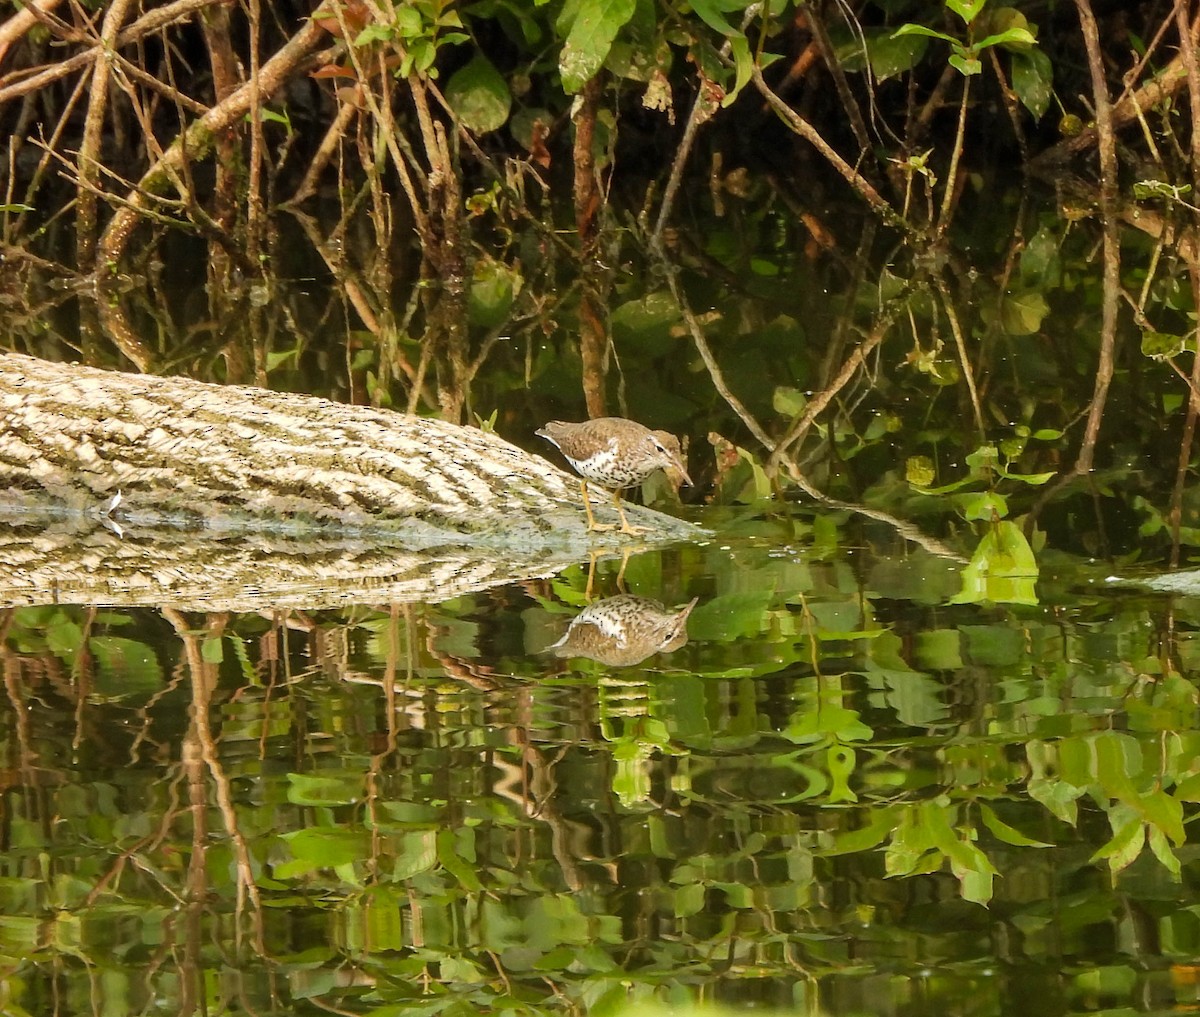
[581,480,614,532]
[614,489,648,536]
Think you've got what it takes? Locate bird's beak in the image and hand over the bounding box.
[670,459,693,488]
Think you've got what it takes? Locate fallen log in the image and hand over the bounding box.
[0,354,700,607]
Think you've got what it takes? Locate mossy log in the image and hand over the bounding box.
[0,354,700,609]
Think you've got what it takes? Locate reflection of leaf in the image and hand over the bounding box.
[687,591,773,641]
[287,772,363,806]
[673,881,705,917]
[437,829,483,891]
[89,637,162,697]
[826,745,858,803]
[1090,810,1144,876]
[824,806,898,856]
[979,803,1052,847]
[278,828,369,876]
[951,521,1039,606]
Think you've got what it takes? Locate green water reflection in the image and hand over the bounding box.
[3,521,1200,1017]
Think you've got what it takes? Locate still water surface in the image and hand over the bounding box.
[2,506,1198,1017]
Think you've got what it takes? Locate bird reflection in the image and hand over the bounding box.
[547,594,699,667]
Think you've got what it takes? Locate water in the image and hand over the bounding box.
[2,508,1197,1017]
[2,178,1197,1014]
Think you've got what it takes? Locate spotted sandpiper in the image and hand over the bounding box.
[536,417,692,535]
[548,594,700,666]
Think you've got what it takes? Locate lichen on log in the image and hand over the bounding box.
[0,354,699,552]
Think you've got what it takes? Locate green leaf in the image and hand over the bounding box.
[468,256,521,327]
[773,386,807,417]
[1011,48,1052,117]
[257,106,291,127]
[394,7,422,36]
[948,52,982,75]
[958,490,1008,521]
[866,29,928,79]
[353,23,393,46]
[892,24,958,45]
[559,0,637,93]
[997,289,1049,334]
[947,0,987,25]
[735,445,773,501]
[689,0,746,38]
[1142,329,1193,358]
[1136,789,1184,846]
[724,33,753,105]
[445,53,512,133]
[974,28,1037,51]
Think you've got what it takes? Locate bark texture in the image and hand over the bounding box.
[0,523,589,611]
[0,354,697,550]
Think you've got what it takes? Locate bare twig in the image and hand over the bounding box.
[1167,0,1200,566]
[750,64,903,227]
[0,0,66,65]
[76,0,137,268]
[935,277,985,438]
[97,17,326,268]
[1070,0,1120,477]
[658,254,776,452]
[0,0,234,104]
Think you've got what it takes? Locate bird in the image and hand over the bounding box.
[547,594,700,667]
[536,417,692,535]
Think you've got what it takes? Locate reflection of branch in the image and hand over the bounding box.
[163,607,265,950]
[791,475,968,563]
[492,712,586,892]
